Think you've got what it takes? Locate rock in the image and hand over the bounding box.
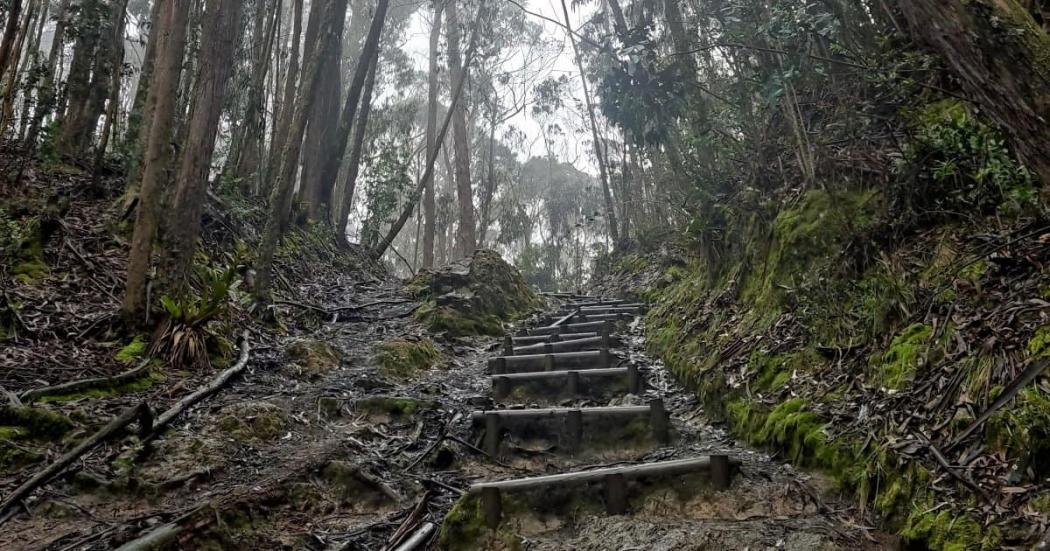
[286,339,342,379]
[354,396,437,422]
[216,401,288,442]
[373,338,443,379]
[320,461,400,505]
[411,249,541,337]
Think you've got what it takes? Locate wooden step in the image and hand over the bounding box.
[528,320,615,336]
[471,456,737,528]
[475,399,669,457]
[511,332,597,345]
[491,366,641,400]
[564,299,626,307]
[559,305,645,314]
[508,335,612,356]
[488,350,615,374]
[566,312,637,323]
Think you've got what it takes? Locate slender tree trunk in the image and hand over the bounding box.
[122,0,165,206]
[163,0,244,292]
[17,0,46,141]
[422,0,442,268]
[226,0,280,195]
[254,0,348,304]
[0,0,24,81]
[900,0,1050,188]
[313,0,390,222]
[268,0,303,194]
[371,2,486,260]
[0,0,34,134]
[477,104,497,248]
[335,51,378,247]
[559,0,620,244]
[122,0,191,325]
[95,0,130,169]
[23,0,67,151]
[298,0,344,221]
[446,0,476,259]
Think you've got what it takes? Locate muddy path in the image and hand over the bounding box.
[2,284,893,550]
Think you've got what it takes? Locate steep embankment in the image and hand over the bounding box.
[598,183,1050,548]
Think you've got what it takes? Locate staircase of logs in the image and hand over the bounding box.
[468,292,738,529]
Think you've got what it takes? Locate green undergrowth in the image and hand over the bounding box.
[0,405,75,474]
[34,369,165,403]
[373,338,443,378]
[617,180,1028,549]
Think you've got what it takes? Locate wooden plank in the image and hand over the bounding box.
[488,350,614,373]
[512,336,605,355]
[529,320,614,335]
[550,309,578,327]
[468,456,738,493]
[491,367,628,382]
[470,405,651,422]
[511,332,597,345]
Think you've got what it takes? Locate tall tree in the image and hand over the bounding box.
[422,0,442,268]
[254,0,350,304]
[268,0,304,195]
[446,0,476,258]
[335,51,378,247]
[0,0,23,83]
[559,0,619,244]
[163,0,245,292]
[900,0,1050,188]
[371,2,486,260]
[122,0,191,324]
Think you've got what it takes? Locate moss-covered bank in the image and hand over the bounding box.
[611,182,1050,549]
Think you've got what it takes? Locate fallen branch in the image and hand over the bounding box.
[384,492,432,550]
[949,358,1050,449]
[0,401,154,521]
[391,522,435,551]
[20,359,153,402]
[146,330,251,439]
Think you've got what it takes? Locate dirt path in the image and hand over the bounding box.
[2,286,894,550]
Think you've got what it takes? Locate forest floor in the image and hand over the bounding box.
[1,162,894,550]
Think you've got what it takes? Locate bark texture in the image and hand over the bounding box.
[447,0,477,259]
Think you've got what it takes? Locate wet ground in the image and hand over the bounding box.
[1,286,896,550]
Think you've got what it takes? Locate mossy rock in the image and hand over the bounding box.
[414,249,541,337]
[116,336,148,364]
[319,461,398,505]
[354,396,436,422]
[373,338,443,379]
[286,339,342,379]
[0,405,74,438]
[216,401,288,442]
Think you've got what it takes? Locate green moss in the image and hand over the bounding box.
[873,323,934,390]
[0,406,74,438]
[900,498,1000,550]
[415,302,505,337]
[286,339,342,378]
[116,336,148,364]
[440,495,486,550]
[355,396,436,420]
[36,369,164,403]
[985,386,1050,478]
[373,338,443,379]
[1027,325,1050,358]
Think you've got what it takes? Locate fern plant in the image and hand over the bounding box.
[149,265,239,370]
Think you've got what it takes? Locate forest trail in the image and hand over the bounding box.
[2,279,892,550]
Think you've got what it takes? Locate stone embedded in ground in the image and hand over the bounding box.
[285,339,342,378]
[372,338,443,379]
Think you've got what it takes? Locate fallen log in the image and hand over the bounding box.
[0,401,154,520]
[146,330,251,438]
[19,359,153,403]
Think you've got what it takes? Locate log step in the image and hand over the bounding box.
[472,455,738,528]
[559,305,645,315]
[488,350,616,374]
[566,312,637,323]
[563,299,626,306]
[508,335,612,356]
[511,332,598,345]
[528,320,616,336]
[475,399,669,457]
[491,367,641,400]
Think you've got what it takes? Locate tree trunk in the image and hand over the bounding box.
[900,0,1050,189]
[225,0,280,195]
[476,101,497,248]
[268,0,303,193]
[163,0,244,292]
[0,0,34,134]
[122,0,191,325]
[335,51,378,247]
[298,0,344,222]
[312,0,390,225]
[24,0,70,150]
[559,0,620,245]
[446,0,476,259]
[94,0,130,169]
[254,0,349,304]
[422,0,442,268]
[370,2,486,260]
[0,0,23,82]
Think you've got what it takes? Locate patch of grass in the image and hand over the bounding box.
[115,335,148,364]
[872,323,934,390]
